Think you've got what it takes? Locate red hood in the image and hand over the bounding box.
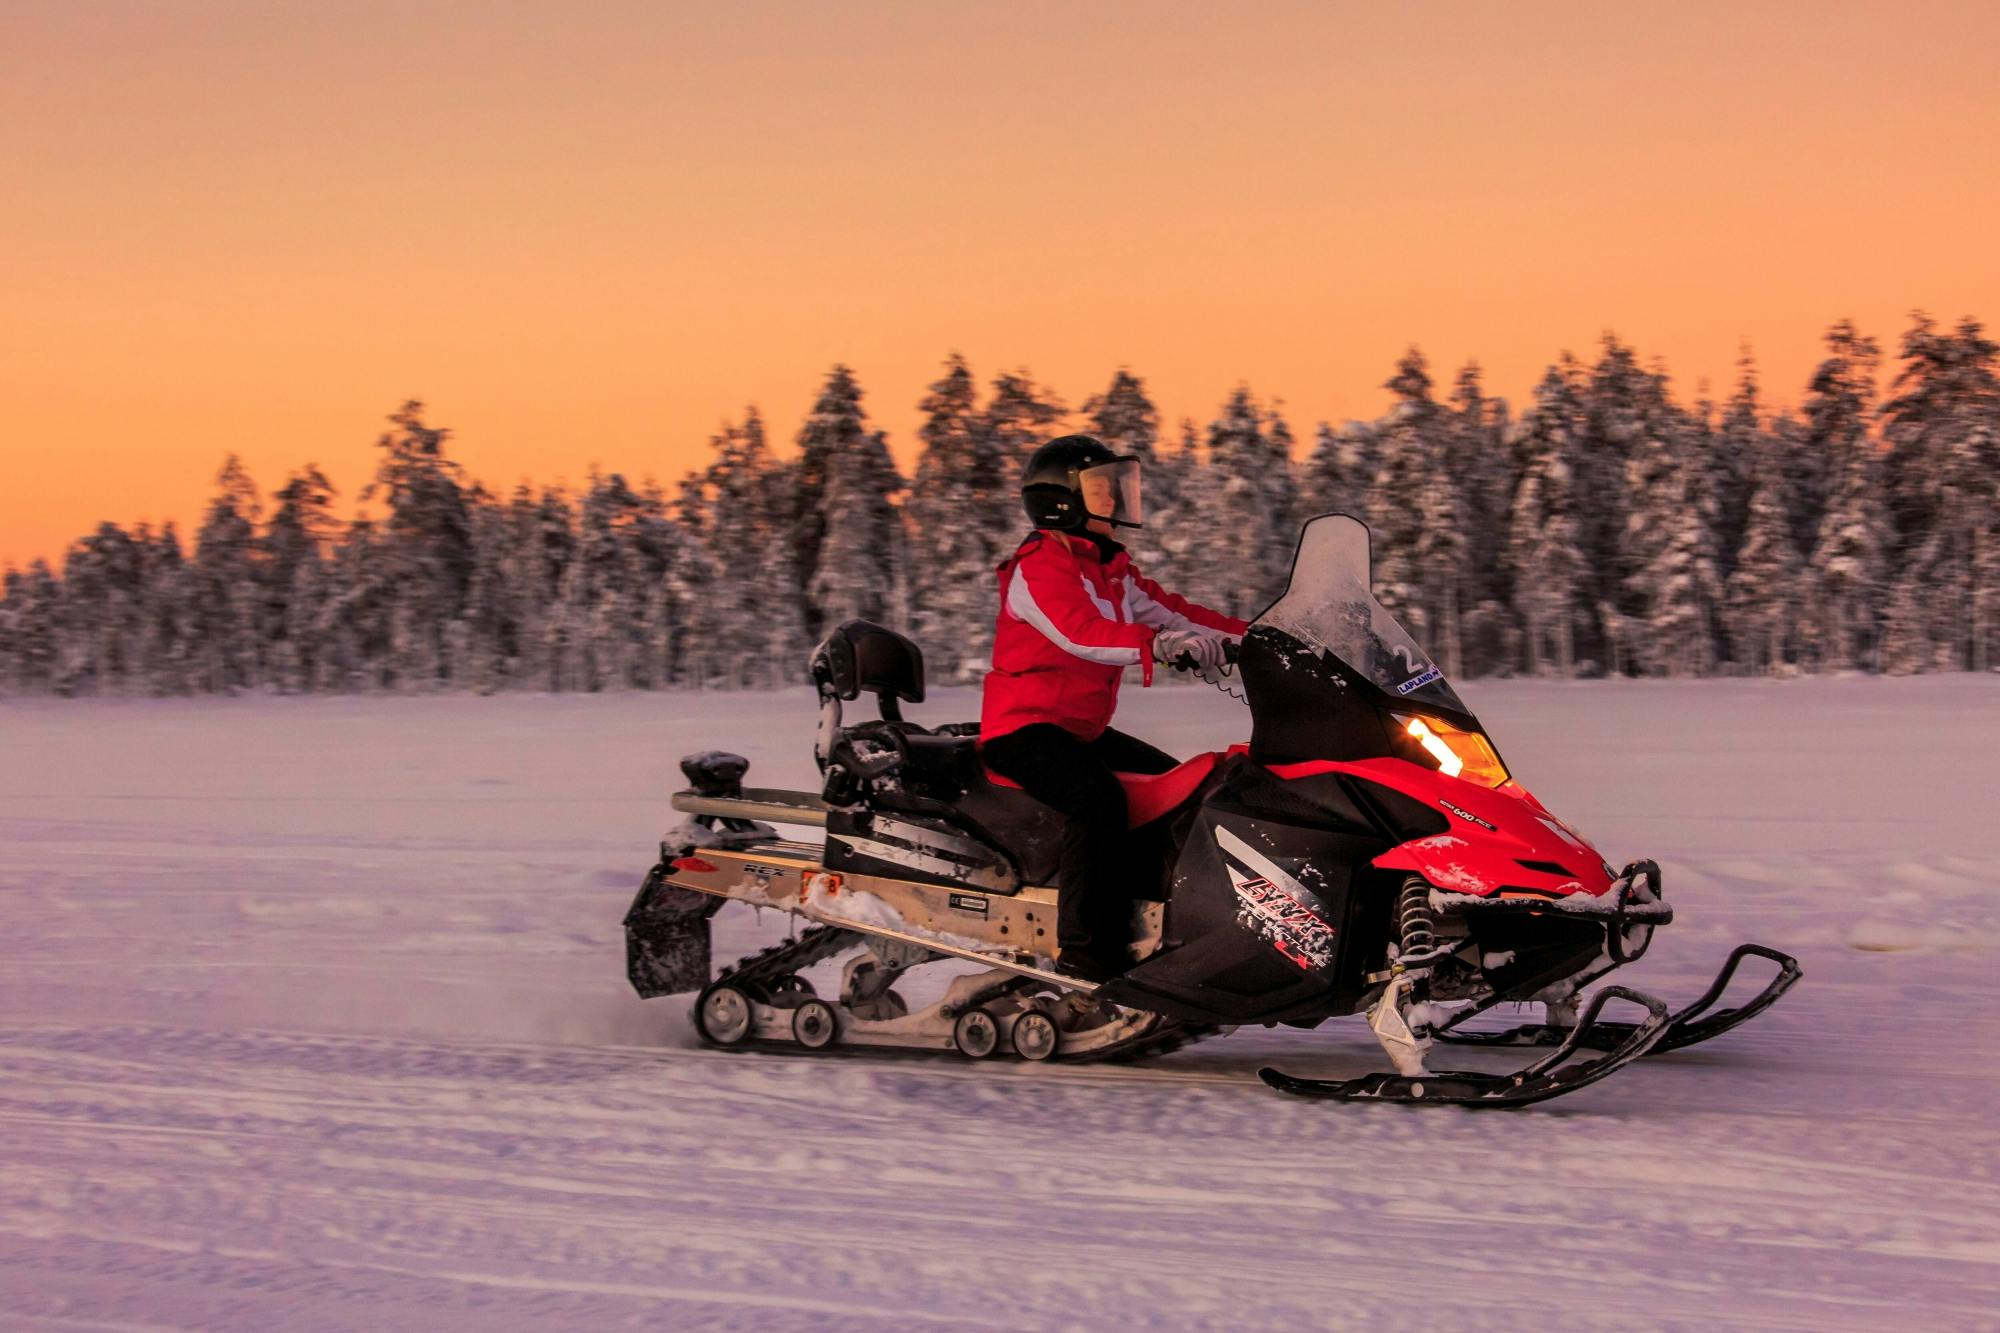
[1267,756,1617,900]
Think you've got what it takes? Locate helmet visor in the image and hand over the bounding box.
[1077,458,1143,528]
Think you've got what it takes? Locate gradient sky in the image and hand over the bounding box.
[4,0,1998,567]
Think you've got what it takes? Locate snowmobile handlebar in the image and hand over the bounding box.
[1159,635,1241,675]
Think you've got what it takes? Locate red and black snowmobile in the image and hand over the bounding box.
[625,513,1799,1107]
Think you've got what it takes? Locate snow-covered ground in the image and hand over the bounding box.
[3,677,1998,1329]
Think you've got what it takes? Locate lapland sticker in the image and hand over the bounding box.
[1395,665,1444,695]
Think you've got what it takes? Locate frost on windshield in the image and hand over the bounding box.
[1255,515,1468,714]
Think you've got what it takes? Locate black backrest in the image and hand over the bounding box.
[810,620,926,718]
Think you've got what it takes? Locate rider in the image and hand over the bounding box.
[980,435,1247,982]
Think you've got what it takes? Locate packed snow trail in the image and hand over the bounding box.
[3,679,1998,1328]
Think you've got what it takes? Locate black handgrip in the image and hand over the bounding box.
[1169,636,1242,673]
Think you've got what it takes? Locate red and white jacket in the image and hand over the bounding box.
[980,530,1248,743]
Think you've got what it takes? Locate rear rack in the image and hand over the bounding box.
[670,788,830,829]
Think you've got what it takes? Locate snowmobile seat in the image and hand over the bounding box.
[982,750,1220,829]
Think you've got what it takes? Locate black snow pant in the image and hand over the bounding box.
[980,723,1179,964]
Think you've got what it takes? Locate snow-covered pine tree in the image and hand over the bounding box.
[793,366,902,640]
[1508,360,1590,676]
[1301,419,1378,520]
[490,484,573,691]
[980,368,1067,506]
[318,511,397,691]
[1266,402,1305,568]
[576,466,652,688]
[1966,408,2000,673]
[1202,385,1297,613]
[1879,315,2000,672]
[55,523,141,693]
[1710,351,1765,581]
[364,402,473,689]
[1578,336,1657,673]
[137,522,197,695]
[808,424,905,632]
[1803,321,1888,672]
[626,476,706,691]
[565,470,704,691]
[1084,369,1160,464]
[0,571,19,691]
[1083,368,1169,573]
[1364,351,1446,650]
[699,408,808,684]
[1723,428,1805,674]
[1636,417,1722,676]
[455,491,516,693]
[1447,363,1518,676]
[1881,315,1998,559]
[905,355,1003,677]
[1621,370,1721,676]
[192,454,264,693]
[1143,418,1207,596]
[0,561,62,693]
[262,465,337,692]
[667,473,715,686]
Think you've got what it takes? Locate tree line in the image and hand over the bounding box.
[2,313,1995,697]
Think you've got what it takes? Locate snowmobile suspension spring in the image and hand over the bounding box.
[1396,878,1437,959]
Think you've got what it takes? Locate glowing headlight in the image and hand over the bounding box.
[1396,714,1511,789]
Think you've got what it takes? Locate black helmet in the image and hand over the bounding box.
[1021,434,1144,532]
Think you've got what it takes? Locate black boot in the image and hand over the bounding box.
[1055,949,1125,985]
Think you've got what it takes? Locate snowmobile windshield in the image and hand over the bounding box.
[1077,458,1143,528]
[1255,514,1470,715]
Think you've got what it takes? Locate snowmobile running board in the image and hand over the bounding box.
[670,789,830,828]
[1257,986,1673,1109]
[1434,943,1802,1057]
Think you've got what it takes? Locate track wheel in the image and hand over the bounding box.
[952,1008,1001,1059]
[1011,1009,1060,1062]
[695,984,754,1047]
[792,998,840,1050]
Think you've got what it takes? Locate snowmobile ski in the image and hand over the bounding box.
[1257,986,1672,1108]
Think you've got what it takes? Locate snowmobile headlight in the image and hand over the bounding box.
[1396,714,1510,789]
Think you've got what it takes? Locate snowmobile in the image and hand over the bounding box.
[625,513,1799,1107]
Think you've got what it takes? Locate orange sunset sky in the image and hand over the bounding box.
[4,1,1998,569]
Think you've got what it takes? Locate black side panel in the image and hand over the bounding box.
[1343,776,1452,841]
[624,862,724,997]
[1101,757,1394,1026]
